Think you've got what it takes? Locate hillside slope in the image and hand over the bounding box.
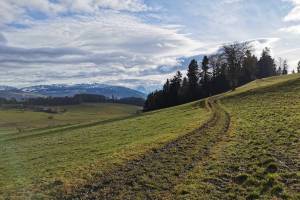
[0,100,210,199]
[0,74,299,199]
[175,74,300,200]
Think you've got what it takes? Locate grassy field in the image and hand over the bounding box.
[0,101,210,199]
[0,103,140,134]
[174,74,300,199]
[1,74,299,199]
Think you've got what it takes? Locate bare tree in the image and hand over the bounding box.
[221,42,252,90]
[282,59,288,75]
[276,57,283,75]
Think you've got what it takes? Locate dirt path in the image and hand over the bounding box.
[63,98,230,200]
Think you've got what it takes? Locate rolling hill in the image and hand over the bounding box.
[0,74,299,199]
[0,84,146,100]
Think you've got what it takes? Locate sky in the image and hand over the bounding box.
[0,0,300,92]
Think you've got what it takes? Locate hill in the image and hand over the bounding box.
[0,83,146,100]
[0,87,45,101]
[0,74,299,199]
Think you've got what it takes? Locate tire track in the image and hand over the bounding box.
[63,98,230,200]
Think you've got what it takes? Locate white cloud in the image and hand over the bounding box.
[280,24,300,34]
[1,0,299,88]
[284,0,300,21]
[0,11,203,87]
[0,0,149,25]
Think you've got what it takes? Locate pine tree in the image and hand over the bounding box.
[162,79,171,106]
[179,77,189,103]
[187,59,199,100]
[257,48,276,78]
[297,61,300,73]
[169,71,182,105]
[240,50,258,84]
[200,56,211,96]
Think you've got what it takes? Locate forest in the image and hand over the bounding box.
[144,42,300,111]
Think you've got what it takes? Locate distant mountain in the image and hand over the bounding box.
[20,84,145,99]
[0,83,146,100]
[0,86,17,91]
[0,87,46,100]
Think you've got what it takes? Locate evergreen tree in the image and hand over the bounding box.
[200,56,211,96]
[143,44,283,112]
[209,54,229,94]
[179,77,189,103]
[297,61,300,73]
[240,50,258,84]
[257,48,276,78]
[162,79,171,106]
[169,71,182,105]
[187,59,200,100]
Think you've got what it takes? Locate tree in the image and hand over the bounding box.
[179,77,189,103]
[276,57,283,75]
[144,45,280,112]
[187,59,200,100]
[200,56,211,96]
[169,71,182,105]
[162,79,171,107]
[209,54,230,94]
[257,48,276,78]
[221,42,251,90]
[297,61,300,73]
[282,59,288,75]
[240,50,258,84]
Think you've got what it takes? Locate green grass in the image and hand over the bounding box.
[174,74,300,200]
[1,74,299,199]
[0,101,210,199]
[0,103,140,134]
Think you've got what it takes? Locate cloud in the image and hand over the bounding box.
[0,11,203,87]
[1,0,299,89]
[284,0,300,21]
[280,24,300,34]
[0,33,7,45]
[0,0,150,26]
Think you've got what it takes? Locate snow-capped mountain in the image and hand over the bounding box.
[0,83,146,100]
[20,83,146,99]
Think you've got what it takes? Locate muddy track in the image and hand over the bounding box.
[63,98,230,200]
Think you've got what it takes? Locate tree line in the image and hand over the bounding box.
[144,42,299,111]
[0,94,145,107]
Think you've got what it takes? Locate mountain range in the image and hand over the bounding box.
[0,84,146,100]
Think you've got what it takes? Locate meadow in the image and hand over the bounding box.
[0,100,210,199]
[0,103,140,135]
[0,74,299,199]
[174,74,300,199]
